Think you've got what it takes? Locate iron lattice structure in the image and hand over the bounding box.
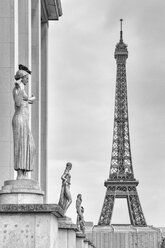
[98,20,147,227]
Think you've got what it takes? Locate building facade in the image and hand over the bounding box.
[0,0,62,201]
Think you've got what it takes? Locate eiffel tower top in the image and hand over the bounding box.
[114,19,128,59]
[108,19,136,183]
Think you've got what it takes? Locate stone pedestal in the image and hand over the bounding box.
[0,204,63,248]
[86,225,162,248]
[84,238,89,248]
[0,179,44,204]
[58,217,77,248]
[76,232,86,248]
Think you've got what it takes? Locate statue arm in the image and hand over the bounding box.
[61,170,67,182]
[13,88,24,107]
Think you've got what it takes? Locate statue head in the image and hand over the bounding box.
[77,194,82,200]
[14,64,31,85]
[66,162,72,170]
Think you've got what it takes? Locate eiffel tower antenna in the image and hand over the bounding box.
[120,18,123,41]
[98,20,147,226]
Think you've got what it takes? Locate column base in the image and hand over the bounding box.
[0,179,44,204]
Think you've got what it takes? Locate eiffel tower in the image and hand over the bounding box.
[98,20,147,227]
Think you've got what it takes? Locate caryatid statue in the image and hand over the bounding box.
[76,194,85,234]
[58,162,72,214]
[12,64,36,180]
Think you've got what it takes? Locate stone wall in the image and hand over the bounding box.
[0,205,96,248]
[86,225,162,248]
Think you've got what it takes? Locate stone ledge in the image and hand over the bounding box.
[41,0,62,22]
[76,232,86,238]
[0,179,44,204]
[0,189,43,194]
[1,179,43,192]
[58,217,78,231]
[4,179,39,187]
[0,204,64,217]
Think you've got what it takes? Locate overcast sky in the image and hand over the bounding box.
[47,0,165,227]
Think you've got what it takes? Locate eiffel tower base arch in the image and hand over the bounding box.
[98,181,147,227]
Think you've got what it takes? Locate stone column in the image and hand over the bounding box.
[41,21,48,201]
[18,0,31,66]
[0,0,15,187]
[31,0,41,183]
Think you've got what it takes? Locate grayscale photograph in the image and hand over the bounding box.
[0,0,164,247]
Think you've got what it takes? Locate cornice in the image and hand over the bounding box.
[41,0,63,23]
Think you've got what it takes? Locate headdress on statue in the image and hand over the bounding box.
[19,64,31,74]
[14,64,32,80]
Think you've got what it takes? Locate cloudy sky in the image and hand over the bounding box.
[47,0,165,227]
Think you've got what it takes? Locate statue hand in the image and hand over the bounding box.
[23,96,28,101]
[28,95,36,104]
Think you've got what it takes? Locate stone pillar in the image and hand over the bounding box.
[41,22,48,201]
[0,0,15,187]
[18,0,31,66]
[58,217,77,248]
[31,0,41,183]
[76,232,86,248]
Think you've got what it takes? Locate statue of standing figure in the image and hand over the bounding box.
[12,64,36,180]
[76,194,85,234]
[58,162,72,214]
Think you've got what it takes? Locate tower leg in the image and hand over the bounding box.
[127,188,147,226]
[98,188,115,225]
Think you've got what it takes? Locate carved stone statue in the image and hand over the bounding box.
[79,206,85,234]
[12,64,36,180]
[76,194,82,226]
[58,162,72,214]
[76,194,85,234]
